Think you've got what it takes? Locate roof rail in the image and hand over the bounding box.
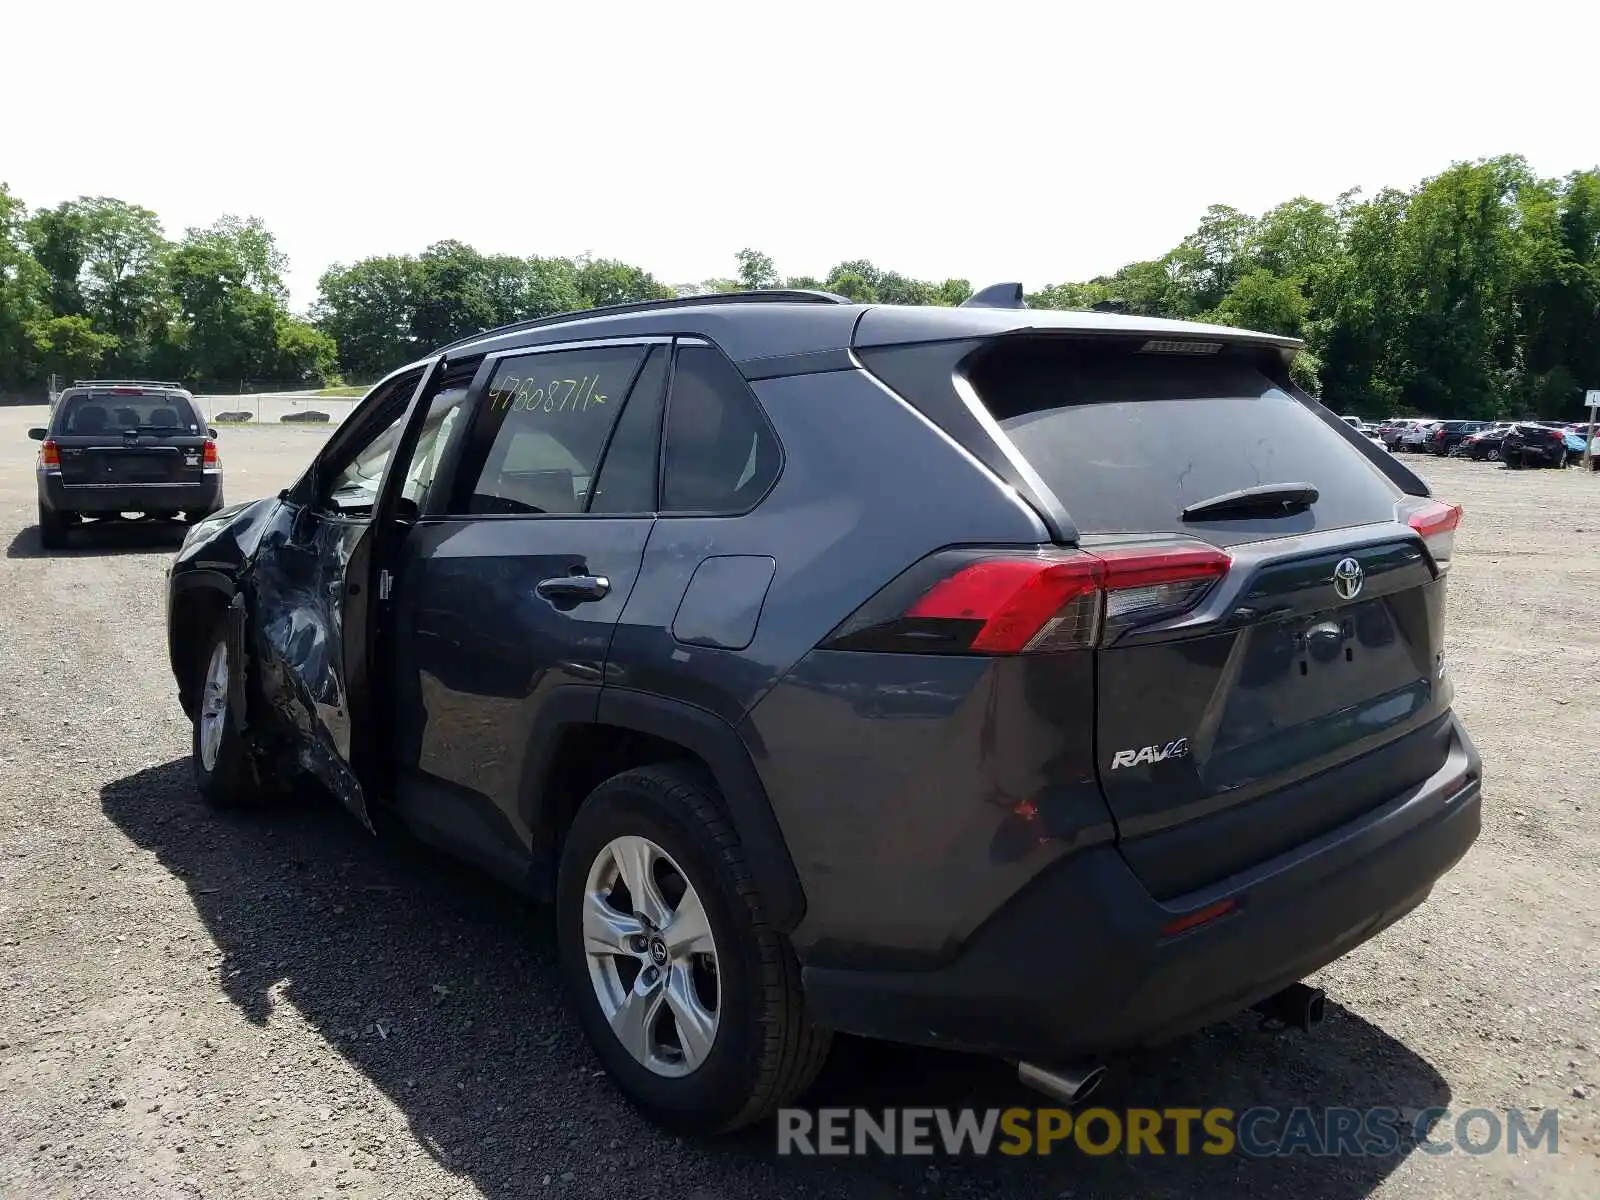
[72,379,187,390]
[432,289,851,356]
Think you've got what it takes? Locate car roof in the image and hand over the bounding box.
[59,380,194,398]
[421,290,1306,374]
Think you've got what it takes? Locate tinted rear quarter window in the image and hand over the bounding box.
[661,344,780,514]
[965,341,1401,545]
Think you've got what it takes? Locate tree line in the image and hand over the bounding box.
[2,154,1596,416]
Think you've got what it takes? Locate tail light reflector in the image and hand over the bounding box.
[1407,500,1462,572]
[822,542,1231,655]
[1161,897,1239,938]
[40,439,61,468]
[203,439,220,467]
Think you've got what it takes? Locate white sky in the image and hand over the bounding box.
[5,0,1597,311]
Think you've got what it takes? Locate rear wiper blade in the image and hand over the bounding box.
[1181,482,1319,521]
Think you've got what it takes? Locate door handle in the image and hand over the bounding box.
[535,574,611,603]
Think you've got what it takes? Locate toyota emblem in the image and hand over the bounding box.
[1332,557,1364,601]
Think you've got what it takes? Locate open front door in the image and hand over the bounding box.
[253,359,446,831]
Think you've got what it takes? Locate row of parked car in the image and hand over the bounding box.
[1340,415,1595,469]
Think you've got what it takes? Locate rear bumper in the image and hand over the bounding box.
[41,473,222,516]
[802,712,1481,1060]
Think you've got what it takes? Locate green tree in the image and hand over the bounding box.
[314,255,420,379]
[572,255,673,308]
[1210,268,1310,337]
[28,314,118,382]
[0,183,47,389]
[826,270,876,302]
[735,248,779,290]
[268,314,339,384]
[67,197,170,368]
[166,232,277,381]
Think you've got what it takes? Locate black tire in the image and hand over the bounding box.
[189,621,265,808]
[37,505,68,550]
[556,763,831,1134]
[1487,447,1502,462]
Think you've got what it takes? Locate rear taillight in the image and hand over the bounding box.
[40,439,60,469]
[1407,500,1462,573]
[203,439,219,467]
[821,543,1231,655]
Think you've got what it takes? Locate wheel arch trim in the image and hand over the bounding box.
[532,688,807,933]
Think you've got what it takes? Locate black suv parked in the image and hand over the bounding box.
[32,380,223,548]
[165,290,1481,1133]
[1503,422,1569,468]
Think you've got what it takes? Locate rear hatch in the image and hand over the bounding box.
[958,337,1463,898]
[53,389,209,486]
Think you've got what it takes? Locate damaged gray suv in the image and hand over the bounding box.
[166,287,1481,1132]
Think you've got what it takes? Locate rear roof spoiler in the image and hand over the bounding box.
[960,282,1026,309]
[71,379,186,391]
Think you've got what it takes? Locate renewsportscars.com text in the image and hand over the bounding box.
[776,1106,1561,1158]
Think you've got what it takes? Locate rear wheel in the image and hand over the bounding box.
[556,764,830,1134]
[37,504,68,550]
[190,622,265,808]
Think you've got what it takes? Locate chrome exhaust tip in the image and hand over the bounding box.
[1016,1060,1107,1106]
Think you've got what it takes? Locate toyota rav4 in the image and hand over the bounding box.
[165,287,1481,1133]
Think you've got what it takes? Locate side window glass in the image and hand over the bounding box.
[396,386,471,511]
[324,411,407,516]
[313,370,422,516]
[588,346,667,514]
[453,346,647,515]
[661,344,781,514]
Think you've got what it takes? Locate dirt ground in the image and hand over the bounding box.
[1,407,1597,1199]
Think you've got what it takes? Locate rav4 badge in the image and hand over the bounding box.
[1110,739,1191,770]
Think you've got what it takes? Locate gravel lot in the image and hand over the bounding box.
[1,406,1597,1198]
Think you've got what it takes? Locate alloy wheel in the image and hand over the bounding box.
[198,639,229,772]
[582,835,720,1077]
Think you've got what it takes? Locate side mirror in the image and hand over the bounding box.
[393,496,420,524]
[28,428,46,441]
[208,427,218,439]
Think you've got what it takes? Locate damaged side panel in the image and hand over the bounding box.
[248,502,376,831]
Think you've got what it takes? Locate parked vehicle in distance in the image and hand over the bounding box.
[1380,418,1428,449]
[1503,422,1570,468]
[1398,421,1441,452]
[165,290,1480,1133]
[1377,419,1410,448]
[30,380,223,549]
[1340,415,1362,428]
[1426,420,1489,456]
[1462,425,1511,461]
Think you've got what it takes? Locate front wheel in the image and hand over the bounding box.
[556,764,830,1134]
[190,623,265,808]
[1487,448,1502,462]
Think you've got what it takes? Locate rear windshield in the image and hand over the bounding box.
[56,393,201,435]
[967,343,1401,546]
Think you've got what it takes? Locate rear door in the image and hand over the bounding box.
[53,387,210,489]
[381,340,667,880]
[960,338,1463,898]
